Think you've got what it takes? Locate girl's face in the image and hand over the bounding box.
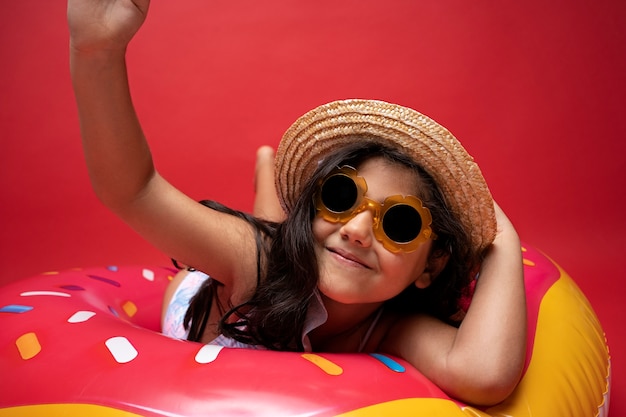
[313,157,434,306]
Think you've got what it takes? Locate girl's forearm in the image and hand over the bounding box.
[445,209,526,402]
[70,48,155,210]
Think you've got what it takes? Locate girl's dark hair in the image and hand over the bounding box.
[182,200,277,342]
[183,140,480,348]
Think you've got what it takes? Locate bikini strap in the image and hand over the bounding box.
[358,307,384,352]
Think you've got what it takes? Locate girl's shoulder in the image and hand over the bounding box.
[375,311,453,356]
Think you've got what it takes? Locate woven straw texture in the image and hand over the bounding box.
[275,99,496,252]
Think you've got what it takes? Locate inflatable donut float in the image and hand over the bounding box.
[0,244,610,416]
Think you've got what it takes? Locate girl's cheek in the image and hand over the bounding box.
[312,217,333,241]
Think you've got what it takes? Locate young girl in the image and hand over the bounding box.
[68,0,526,406]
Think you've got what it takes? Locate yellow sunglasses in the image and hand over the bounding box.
[314,166,437,253]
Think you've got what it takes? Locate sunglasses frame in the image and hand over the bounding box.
[314,166,437,253]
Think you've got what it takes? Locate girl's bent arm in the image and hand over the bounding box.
[381,204,526,406]
[68,1,258,292]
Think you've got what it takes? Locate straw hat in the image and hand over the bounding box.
[275,99,496,253]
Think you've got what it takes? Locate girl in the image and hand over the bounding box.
[68,0,526,406]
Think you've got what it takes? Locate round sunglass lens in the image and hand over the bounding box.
[382,204,422,243]
[321,174,358,213]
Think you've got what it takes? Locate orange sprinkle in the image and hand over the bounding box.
[16,332,41,360]
[122,301,138,318]
[523,258,536,267]
[301,353,343,376]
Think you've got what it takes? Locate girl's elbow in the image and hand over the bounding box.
[445,361,524,406]
[465,374,520,406]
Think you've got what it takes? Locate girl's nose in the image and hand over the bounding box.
[340,210,374,248]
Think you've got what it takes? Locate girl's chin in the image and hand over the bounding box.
[317,282,376,306]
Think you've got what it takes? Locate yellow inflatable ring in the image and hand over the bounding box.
[0,244,610,416]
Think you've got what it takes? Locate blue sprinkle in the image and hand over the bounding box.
[370,353,406,373]
[88,275,121,287]
[0,304,34,314]
[107,266,119,272]
[108,306,119,317]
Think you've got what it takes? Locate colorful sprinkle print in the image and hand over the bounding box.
[195,344,224,364]
[105,336,139,364]
[122,301,137,318]
[0,248,611,417]
[370,353,406,373]
[20,291,70,297]
[16,332,41,360]
[88,275,121,287]
[142,269,155,281]
[301,353,344,376]
[67,310,96,323]
[0,305,33,314]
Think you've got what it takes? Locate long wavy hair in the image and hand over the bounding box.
[183,141,480,350]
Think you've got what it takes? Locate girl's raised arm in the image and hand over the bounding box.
[67,0,259,291]
[382,203,526,406]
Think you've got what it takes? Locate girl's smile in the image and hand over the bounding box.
[326,246,373,269]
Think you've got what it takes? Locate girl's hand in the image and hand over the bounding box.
[492,201,518,244]
[68,0,150,53]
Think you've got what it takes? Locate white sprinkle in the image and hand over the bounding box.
[195,344,224,364]
[142,269,155,281]
[68,311,96,323]
[20,291,71,297]
[105,336,138,364]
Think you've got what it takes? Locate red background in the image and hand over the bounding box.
[1,1,624,413]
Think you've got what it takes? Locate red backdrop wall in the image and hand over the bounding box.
[1,1,624,413]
